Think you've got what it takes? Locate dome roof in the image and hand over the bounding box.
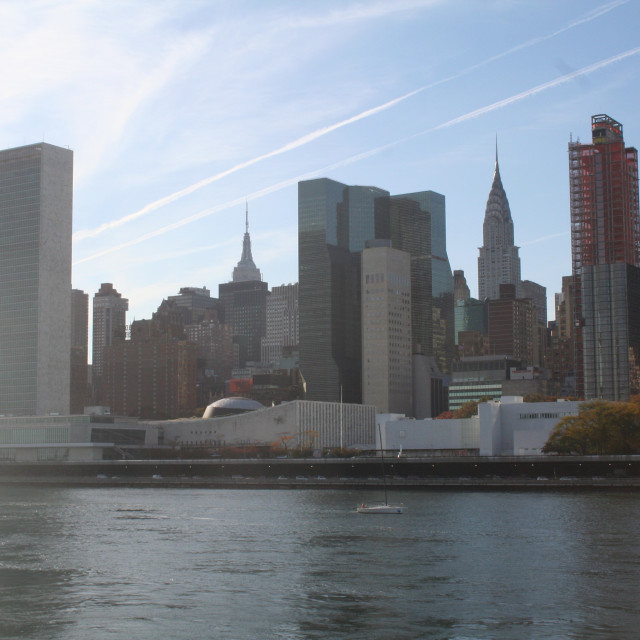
[202,397,263,418]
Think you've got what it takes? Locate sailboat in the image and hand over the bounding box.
[357,425,404,514]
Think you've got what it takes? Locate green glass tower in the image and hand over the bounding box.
[298,178,454,416]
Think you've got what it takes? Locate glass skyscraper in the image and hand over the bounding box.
[298,179,388,404]
[0,143,73,416]
[299,178,454,416]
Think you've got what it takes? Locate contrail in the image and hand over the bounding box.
[73,153,377,265]
[72,87,423,242]
[74,45,640,266]
[73,0,626,242]
[430,46,640,133]
[521,232,569,247]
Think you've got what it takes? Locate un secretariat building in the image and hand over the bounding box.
[0,143,73,417]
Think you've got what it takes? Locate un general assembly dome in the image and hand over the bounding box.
[202,397,264,418]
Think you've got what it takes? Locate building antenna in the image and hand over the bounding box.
[245,201,249,233]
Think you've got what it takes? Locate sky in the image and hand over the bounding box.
[2,0,640,339]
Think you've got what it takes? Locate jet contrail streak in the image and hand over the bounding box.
[430,46,640,133]
[74,44,640,266]
[73,0,626,242]
[72,87,423,242]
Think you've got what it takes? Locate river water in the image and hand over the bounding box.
[1,487,639,640]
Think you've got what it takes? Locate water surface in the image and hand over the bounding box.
[1,487,639,639]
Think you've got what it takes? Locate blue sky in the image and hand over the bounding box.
[3,0,640,332]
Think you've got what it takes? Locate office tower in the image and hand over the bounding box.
[361,241,412,414]
[522,280,547,367]
[261,283,299,366]
[92,283,128,403]
[298,178,389,404]
[569,114,640,399]
[167,286,222,325]
[488,284,535,366]
[70,289,89,414]
[376,190,453,415]
[455,299,488,345]
[0,143,73,416]
[453,270,471,302]
[546,275,577,396]
[299,178,453,416]
[219,208,268,367]
[478,146,522,300]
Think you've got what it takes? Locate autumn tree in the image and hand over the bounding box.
[543,400,640,455]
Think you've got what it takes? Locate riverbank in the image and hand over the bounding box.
[1,454,639,489]
[2,475,640,490]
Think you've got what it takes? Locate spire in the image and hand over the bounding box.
[232,203,262,282]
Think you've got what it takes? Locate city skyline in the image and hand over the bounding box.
[2,1,639,325]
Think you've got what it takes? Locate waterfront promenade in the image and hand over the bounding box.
[1,455,639,489]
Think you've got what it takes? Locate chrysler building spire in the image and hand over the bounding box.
[232,202,262,282]
[477,142,521,300]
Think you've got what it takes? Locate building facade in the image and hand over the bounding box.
[478,147,522,301]
[92,283,128,403]
[488,284,535,366]
[361,242,412,414]
[219,208,268,367]
[103,316,197,420]
[261,283,299,366]
[298,178,454,416]
[0,143,73,416]
[298,178,388,404]
[70,289,89,414]
[569,114,640,400]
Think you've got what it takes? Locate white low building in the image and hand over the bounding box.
[379,396,581,456]
[478,396,580,455]
[158,400,377,451]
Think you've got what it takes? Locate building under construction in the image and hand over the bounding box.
[569,114,640,400]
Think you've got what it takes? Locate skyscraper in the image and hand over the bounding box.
[0,143,73,416]
[261,283,299,366]
[298,178,453,416]
[361,241,412,414]
[92,283,128,403]
[70,288,89,414]
[298,178,389,404]
[478,146,522,300]
[569,114,640,400]
[219,207,268,367]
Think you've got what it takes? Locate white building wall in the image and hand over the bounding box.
[161,400,376,450]
[379,397,581,456]
[381,416,480,452]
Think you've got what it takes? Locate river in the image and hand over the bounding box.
[1,487,639,639]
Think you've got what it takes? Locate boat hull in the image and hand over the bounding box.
[356,504,404,514]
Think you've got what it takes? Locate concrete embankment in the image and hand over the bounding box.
[1,455,639,489]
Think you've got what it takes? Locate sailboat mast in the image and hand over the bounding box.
[378,423,388,506]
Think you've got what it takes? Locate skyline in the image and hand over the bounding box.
[3,1,640,327]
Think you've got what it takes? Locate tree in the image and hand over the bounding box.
[436,398,490,419]
[543,400,640,455]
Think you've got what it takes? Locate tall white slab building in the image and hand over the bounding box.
[0,143,73,416]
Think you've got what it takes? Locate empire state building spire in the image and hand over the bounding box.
[232,202,262,282]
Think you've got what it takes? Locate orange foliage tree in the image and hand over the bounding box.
[543,400,640,455]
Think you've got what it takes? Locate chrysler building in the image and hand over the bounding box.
[478,145,521,300]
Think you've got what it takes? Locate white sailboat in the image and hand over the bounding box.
[357,425,404,514]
